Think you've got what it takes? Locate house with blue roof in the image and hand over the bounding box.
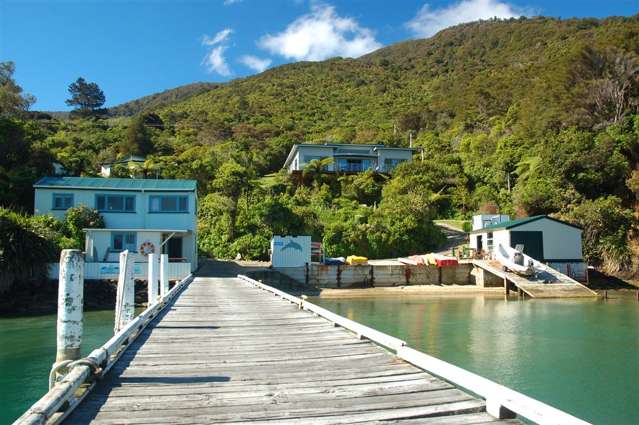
[34,176,198,279]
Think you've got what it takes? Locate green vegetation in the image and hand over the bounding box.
[0,205,104,294]
[434,220,471,232]
[106,82,217,117]
[65,77,106,118]
[2,16,639,276]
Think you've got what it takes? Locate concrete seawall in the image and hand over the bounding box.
[273,263,503,288]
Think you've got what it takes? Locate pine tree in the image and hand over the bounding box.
[65,77,106,117]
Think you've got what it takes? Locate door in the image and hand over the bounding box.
[476,235,483,252]
[510,231,544,260]
[167,237,183,260]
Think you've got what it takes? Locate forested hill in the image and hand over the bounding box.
[3,15,639,277]
[159,15,639,143]
[107,82,217,117]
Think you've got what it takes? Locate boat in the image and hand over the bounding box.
[427,253,458,267]
[496,244,535,277]
[398,255,427,265]
[346,255,368,265]
[398,253,458,267]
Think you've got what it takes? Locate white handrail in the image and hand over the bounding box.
[13,274,194,425]
[237,274,590,425]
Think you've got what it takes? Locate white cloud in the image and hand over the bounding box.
[202,28,233,76]
[223,0,242,5]
[407,0,530,39]
[240,55,272,73]
[203,28,232,46]
[259,3,382,61]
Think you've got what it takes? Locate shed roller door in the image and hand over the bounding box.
[510,231,544,261]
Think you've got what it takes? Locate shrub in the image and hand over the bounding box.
[0,208,57,294]
[560,196,635,273]
[64,205,105,248]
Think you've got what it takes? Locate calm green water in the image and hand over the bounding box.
[311,295,639,425]
[2,298,638,424]
[0,310,116,424]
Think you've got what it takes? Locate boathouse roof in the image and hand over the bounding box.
[34,176,197,191]
[470,215,582,234]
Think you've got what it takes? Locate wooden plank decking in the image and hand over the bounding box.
[65,276,519,424]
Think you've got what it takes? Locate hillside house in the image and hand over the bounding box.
[283,143,417,174]
[34,176,197,279]
[100,155,146,177]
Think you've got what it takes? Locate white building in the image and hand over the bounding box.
[100,155,146,177]
[470,215,585,277]
[283,143,416,174]
[472,214,511,231]
[34,176,198,279]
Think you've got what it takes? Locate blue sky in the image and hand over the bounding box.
[1,0,636,110]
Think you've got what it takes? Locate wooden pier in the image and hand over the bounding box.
[472,260,598,298]
[16,256,590,425]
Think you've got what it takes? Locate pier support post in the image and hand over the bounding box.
[147,253,159,306]
[115,250,135,333]
[160,254,169,297]
[56,249,84,363]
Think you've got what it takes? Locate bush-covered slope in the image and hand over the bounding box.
[160,16,639,142]
[108,82,217,117]
[4,15,639,273]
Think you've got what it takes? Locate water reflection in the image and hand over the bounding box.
[311,294,639,425]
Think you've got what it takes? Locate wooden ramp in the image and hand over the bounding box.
[472,260,598,298]
[65,276,517,424]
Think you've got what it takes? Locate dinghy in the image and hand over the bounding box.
[496,244,535,277]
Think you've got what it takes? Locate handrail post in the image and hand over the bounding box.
[114,250,135,333]
[486,398,516,419]
[56,249,84,363]
[160,253,169,297]
[147,253,159,306]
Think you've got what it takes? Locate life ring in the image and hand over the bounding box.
[139,241,155,256]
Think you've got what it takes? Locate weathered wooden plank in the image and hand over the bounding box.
[64,276,521,425]
[369,412,512,424]
[68,400,487,424]
[82,381,457,410]
[99,366,423,390]
[70,389,478,421]
[98,372,434,396]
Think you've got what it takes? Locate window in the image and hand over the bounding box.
[96,194,135,212]
[52,193,73,210]
[336,159,373,172]
[384,158,406,172]
[149,195,188,213]
[111,232,136,252]
[487,232,494,251]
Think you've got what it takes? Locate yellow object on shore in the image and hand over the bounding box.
[346,255,368,265]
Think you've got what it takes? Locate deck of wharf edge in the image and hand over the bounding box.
[65,276,519,424]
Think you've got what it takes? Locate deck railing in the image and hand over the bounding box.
[47,261,191,281]
[14,250,193,425]
[237,274,591,425]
